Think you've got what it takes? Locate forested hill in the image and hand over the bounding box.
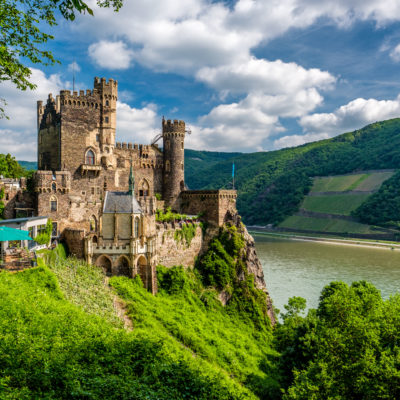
[185,118,400,225]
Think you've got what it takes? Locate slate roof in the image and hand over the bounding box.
[103,191,142,214]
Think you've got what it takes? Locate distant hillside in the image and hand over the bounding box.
[184,118,400,225]
[18,161,37,171]
[278,171,398,239]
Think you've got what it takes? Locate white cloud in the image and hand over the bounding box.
[67,61,81,73]
[88,41,134,69]
[273,132,330,149]
[300,95,400,136]
[390,43,400,62]
[116,101,159,144]
[196,58,336,97]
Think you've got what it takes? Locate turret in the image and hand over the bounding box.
[94,77,118,160]
[162,118,185,210]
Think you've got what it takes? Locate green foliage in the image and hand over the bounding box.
[196,225,272,331]
[155,192,162,200]
[34,219,52,245]
[110,267,278,399]
[156,206,187,222]
[0,153,26,178]
[275,281,400,399]
[353,170,400,226]
[174,222,198,246]
[0,255,280,399]
[185,118,400,225]
[302,193,371,215]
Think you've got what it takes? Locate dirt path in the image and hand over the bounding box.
[104,277,133,331]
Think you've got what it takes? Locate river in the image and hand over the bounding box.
[254,234,400,315]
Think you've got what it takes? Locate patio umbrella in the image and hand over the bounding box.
[0,226,32,242]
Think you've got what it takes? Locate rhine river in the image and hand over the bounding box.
[254,234,400,315]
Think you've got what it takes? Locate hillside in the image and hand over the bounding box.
[0,229,280,399]
[278,171,398,238]
[184,118,400,226]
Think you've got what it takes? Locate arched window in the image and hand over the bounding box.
[105,100,109,106]
[89,215,97,232]
[165,140,170,150]
[86,149,95,165]
[50,196,57,212]
[139,179,149,197]
[134,217,140,238]
[165,160,170,172]
[181,141,184,149]
[52,182,56,192]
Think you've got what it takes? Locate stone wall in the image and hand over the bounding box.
[180,190,237,226]
[155,222,203,267]
[63,228,86,258]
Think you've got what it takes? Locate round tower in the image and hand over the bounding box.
[162,118,186,210]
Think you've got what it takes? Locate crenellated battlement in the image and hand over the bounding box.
[162,118,185,135]
[94,77,118,88]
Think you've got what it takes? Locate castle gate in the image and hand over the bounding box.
[116,256,130,277]
[96,255,112,276]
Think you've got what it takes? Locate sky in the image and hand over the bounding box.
[3,0,400,160]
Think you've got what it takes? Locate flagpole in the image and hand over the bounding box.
[232,162,235,190]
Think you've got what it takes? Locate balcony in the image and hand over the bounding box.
[80,164,102,176]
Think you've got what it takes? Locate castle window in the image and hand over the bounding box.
[134,217,139,238]
[105,117,109,123]
[96,134,100,142]
[181,162,184,170]
[91,187,95,195]
[50,196,57,212]
[106,100,109,106]
[165,140,170,150]
[89,215,97,232]
[86,149,95,165]
[52,222,58,237]
[139,179,149,197]
[52,183,56,192]
[95,103,98,109]
[181,141,184,149]
[165,160,170,172]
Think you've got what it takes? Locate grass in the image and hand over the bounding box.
[301,193,371,215]
[278,215,388,234]
[40,255,123,328]
[311,171,394,192]
[0,249,279,399]
[111,272,279,397]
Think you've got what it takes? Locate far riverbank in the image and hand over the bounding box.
[248,227,400,251]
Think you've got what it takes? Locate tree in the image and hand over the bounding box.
[0,0,124,118]
[275,281,400,399]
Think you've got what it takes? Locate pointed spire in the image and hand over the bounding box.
[128,159,134,195]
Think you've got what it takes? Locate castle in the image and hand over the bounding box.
[34,77,237,292]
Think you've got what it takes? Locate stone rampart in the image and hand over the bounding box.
[155,222,203,267]
[180,190,237,226]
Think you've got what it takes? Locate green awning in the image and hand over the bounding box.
[0,226,32,242]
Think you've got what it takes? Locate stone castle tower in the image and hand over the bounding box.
[162,118,186,210]
[35,77,189,239]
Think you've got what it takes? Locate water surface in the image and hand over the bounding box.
[254,234,400,314]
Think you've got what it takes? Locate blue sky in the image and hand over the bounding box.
[3,0,400,160]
